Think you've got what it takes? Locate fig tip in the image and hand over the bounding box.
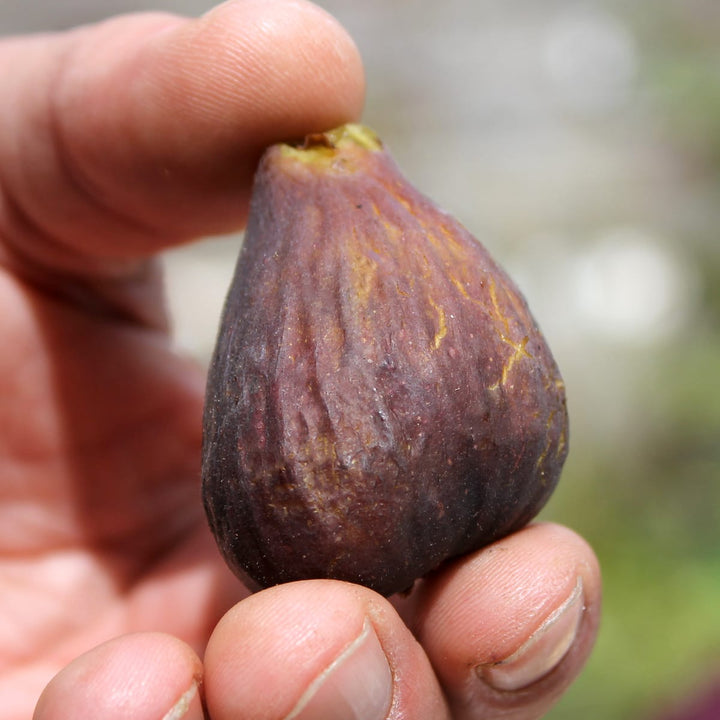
[279,123,382,166]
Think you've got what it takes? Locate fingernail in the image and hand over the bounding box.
[162,679,200,720]
[285,619,393,720]
[479,577,584,692]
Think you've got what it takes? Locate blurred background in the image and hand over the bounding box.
[3,1,719,718]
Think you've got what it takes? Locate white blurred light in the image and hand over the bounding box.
[164,238,239,363]
[571,228,695,343]
[543,7,637,115]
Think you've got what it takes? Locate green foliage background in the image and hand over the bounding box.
[545,5,720,718]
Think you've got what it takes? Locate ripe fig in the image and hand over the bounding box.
[202,124,568,597]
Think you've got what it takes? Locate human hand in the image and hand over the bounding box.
[0,1,601,718]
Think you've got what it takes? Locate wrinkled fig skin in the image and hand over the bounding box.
[202,125,568,597]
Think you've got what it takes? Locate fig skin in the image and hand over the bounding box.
[202,124,568,597]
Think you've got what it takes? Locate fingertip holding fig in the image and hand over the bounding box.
[284,619,393,720]
[477,576,585,692]
[162,679,202,720]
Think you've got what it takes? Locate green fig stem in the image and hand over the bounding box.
[280,123,382,166]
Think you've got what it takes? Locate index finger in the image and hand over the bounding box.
[0,0,365,274]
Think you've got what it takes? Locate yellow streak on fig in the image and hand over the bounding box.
[428,295,448,349]
[502,337,531,384]
[488,278,511,338]
[450,276,474,302]
[534,410,558,477]
[438,224,466,257]
[556,424,568,460]
[486,279,533,390]
[395,281,410,298]
[448,275,531,385]
[350,243,378,309]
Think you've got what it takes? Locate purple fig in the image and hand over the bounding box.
[202,124,568,597]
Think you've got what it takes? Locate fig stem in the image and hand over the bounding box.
[280,123,382,165]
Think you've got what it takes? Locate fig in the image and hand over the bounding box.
[202,124,568,597]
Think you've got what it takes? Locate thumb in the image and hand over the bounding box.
[0,0,365,273]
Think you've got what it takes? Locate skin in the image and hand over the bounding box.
[0,1,601,718]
